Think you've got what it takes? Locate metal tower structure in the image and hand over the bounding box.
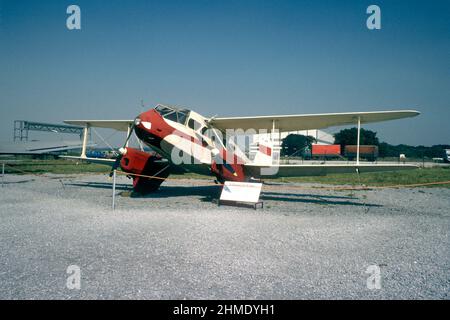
[13,120,86,142]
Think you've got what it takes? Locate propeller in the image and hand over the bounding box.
[109,122,136,177]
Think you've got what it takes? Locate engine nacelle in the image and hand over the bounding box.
[120,147,170,194]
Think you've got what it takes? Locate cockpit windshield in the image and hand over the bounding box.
[154,104,190,125]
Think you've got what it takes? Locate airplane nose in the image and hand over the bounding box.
[137,110,154,131]
[135,117,151,129]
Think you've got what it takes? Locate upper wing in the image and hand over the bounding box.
[244,163,419,179]
[209,110,420,132]
[64,120,134,131]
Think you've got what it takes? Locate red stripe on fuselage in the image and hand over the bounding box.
[135,108,247,181]
[135,109,203,151]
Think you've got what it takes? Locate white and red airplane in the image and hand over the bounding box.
[64,104,420,194]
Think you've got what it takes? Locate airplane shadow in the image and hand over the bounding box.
[65,181,132,191]
[261,194,380,207]
[65,181,221,199]
[64,181,378,207]
[263,191,357,200]
[140,185,222,202]
[1,179,36,185]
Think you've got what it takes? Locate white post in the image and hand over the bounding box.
[271,120,275,144]
[112,170,116,211]
[356,116,361,165]
[271,120,277,165]
[81,125,89,159]
[1,163,4,188]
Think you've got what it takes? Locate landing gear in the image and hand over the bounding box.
[132,160,170,194]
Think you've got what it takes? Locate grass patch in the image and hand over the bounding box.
[2,159,450,188]
[276,167,450,188]
[2,159,111,175]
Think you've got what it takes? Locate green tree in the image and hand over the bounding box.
[378,143,450,158]
[333,128,379,153]
[281,134,315,157]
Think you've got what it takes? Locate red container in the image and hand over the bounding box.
[344,145,379,161]
[312,144,341,156]
[344,145,379,156]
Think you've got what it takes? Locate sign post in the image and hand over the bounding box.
[112,169,116,210]
[1,163,4,188]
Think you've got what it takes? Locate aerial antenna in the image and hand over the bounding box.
[140,99,145,113]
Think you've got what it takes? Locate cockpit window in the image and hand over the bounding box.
[154,105,173,117]
[155,105,190,125]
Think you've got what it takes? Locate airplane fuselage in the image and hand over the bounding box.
[121,105,247,189]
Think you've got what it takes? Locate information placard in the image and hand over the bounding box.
[220,181,263,206]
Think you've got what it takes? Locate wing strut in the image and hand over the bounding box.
[81,124,90,159]
[357,116,361,165]
[125,124,132,147]
[271,119,280,165]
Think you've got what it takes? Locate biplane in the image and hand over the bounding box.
[64,104,419,193]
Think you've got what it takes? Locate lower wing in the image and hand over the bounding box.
[60,155,116,166]
[244,163,418,178]
[60,155,172,169]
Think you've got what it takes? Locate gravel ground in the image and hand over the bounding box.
[0,173,449,300]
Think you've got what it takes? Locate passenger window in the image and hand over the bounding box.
[188,118,202,131]
[188,119,196,130]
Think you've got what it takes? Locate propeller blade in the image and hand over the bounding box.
[122,123,135,148]
[109,122,136,176]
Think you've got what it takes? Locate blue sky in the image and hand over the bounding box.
[0,0,449,146]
